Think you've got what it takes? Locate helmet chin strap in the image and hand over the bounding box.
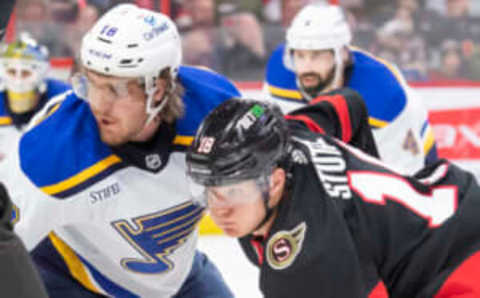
[144,78,176,125]
[252,189,277,234]
[251,173,278,234]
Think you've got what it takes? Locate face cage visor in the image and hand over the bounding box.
[3,59,47,113]
[188,172,271,208]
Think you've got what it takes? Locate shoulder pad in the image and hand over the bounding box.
[20,93,124,198]
[174,66,240,148]
[348,49,408,125]
[264,44,302,101]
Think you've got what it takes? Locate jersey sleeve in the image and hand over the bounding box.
[0,138,87,250]
[0,182,49,298]
[345,155,480,297]
[286,88,379,158]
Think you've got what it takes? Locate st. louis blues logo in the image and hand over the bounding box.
[266,222,307,270]
[112,202,204,274]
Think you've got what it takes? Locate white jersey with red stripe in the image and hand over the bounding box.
[263,44,437,174]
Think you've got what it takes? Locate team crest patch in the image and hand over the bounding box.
[266,222,306,270]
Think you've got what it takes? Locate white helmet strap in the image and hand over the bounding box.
[144,71,176,125]
[332,46,344,91]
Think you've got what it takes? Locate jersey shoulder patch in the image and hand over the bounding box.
[264,43,303,101]
[20,93,123,199]
[348,49,408,125]
[174,66,240,148]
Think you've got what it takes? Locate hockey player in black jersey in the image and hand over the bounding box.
[186,94,480,298]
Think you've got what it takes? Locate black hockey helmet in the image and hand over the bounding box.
[187,99,289,187]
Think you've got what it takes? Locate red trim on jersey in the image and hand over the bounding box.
[5,8,15,43]
[311,95,352,142]
[250,239,265,265]
[368,281,389,298]
[284,115,325,134]
[435,250,480,298]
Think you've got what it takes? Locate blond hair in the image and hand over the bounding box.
[157,68,185,124]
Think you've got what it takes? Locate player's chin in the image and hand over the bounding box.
[99,129,127,146]
[300,79,320,89]
[222,226,247,238]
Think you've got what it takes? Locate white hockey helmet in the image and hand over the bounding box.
[284,3,351,95]
[79,4,182,123]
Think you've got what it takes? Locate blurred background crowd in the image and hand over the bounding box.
[12,0,480,82]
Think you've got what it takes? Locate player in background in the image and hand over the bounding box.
[264,3,437,175]
[0,1,50,296]
[0,33,71,161]
[187,98,480,298]
[0,4,239,297]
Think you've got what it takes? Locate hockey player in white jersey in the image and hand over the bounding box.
[264,3,437,174]
[0,34,70,161]
[0,4,239,297]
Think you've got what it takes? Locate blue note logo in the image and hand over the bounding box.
[112,202,204,274]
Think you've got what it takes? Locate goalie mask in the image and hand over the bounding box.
[0,34,49,113]
[187,99,289,207]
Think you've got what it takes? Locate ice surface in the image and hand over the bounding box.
[199,235,262,298]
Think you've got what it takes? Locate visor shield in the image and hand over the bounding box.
[188,176,270,208]
[71,72,142,102]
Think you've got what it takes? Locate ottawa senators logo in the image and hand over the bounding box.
[266,222,307,270]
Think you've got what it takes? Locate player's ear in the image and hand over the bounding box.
[152,77,167,104]
[268,168,286,208]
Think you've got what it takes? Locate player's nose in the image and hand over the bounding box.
[90,93,113,114]
[210,204,232,218]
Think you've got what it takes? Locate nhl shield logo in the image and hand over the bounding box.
[145,154,162,170]
[266,222,307,270]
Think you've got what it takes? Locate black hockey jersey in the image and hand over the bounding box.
[286,87,379,158]
[239,123,480,298]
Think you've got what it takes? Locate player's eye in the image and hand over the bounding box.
[7,69,16,76]
[108,85,119,97]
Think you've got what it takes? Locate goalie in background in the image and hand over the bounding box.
[0,33,70,161]
[0,1,49,296]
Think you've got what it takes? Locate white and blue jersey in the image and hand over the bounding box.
[1,66,240,297]
[264,44,437,174]
[0,79,71,160]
